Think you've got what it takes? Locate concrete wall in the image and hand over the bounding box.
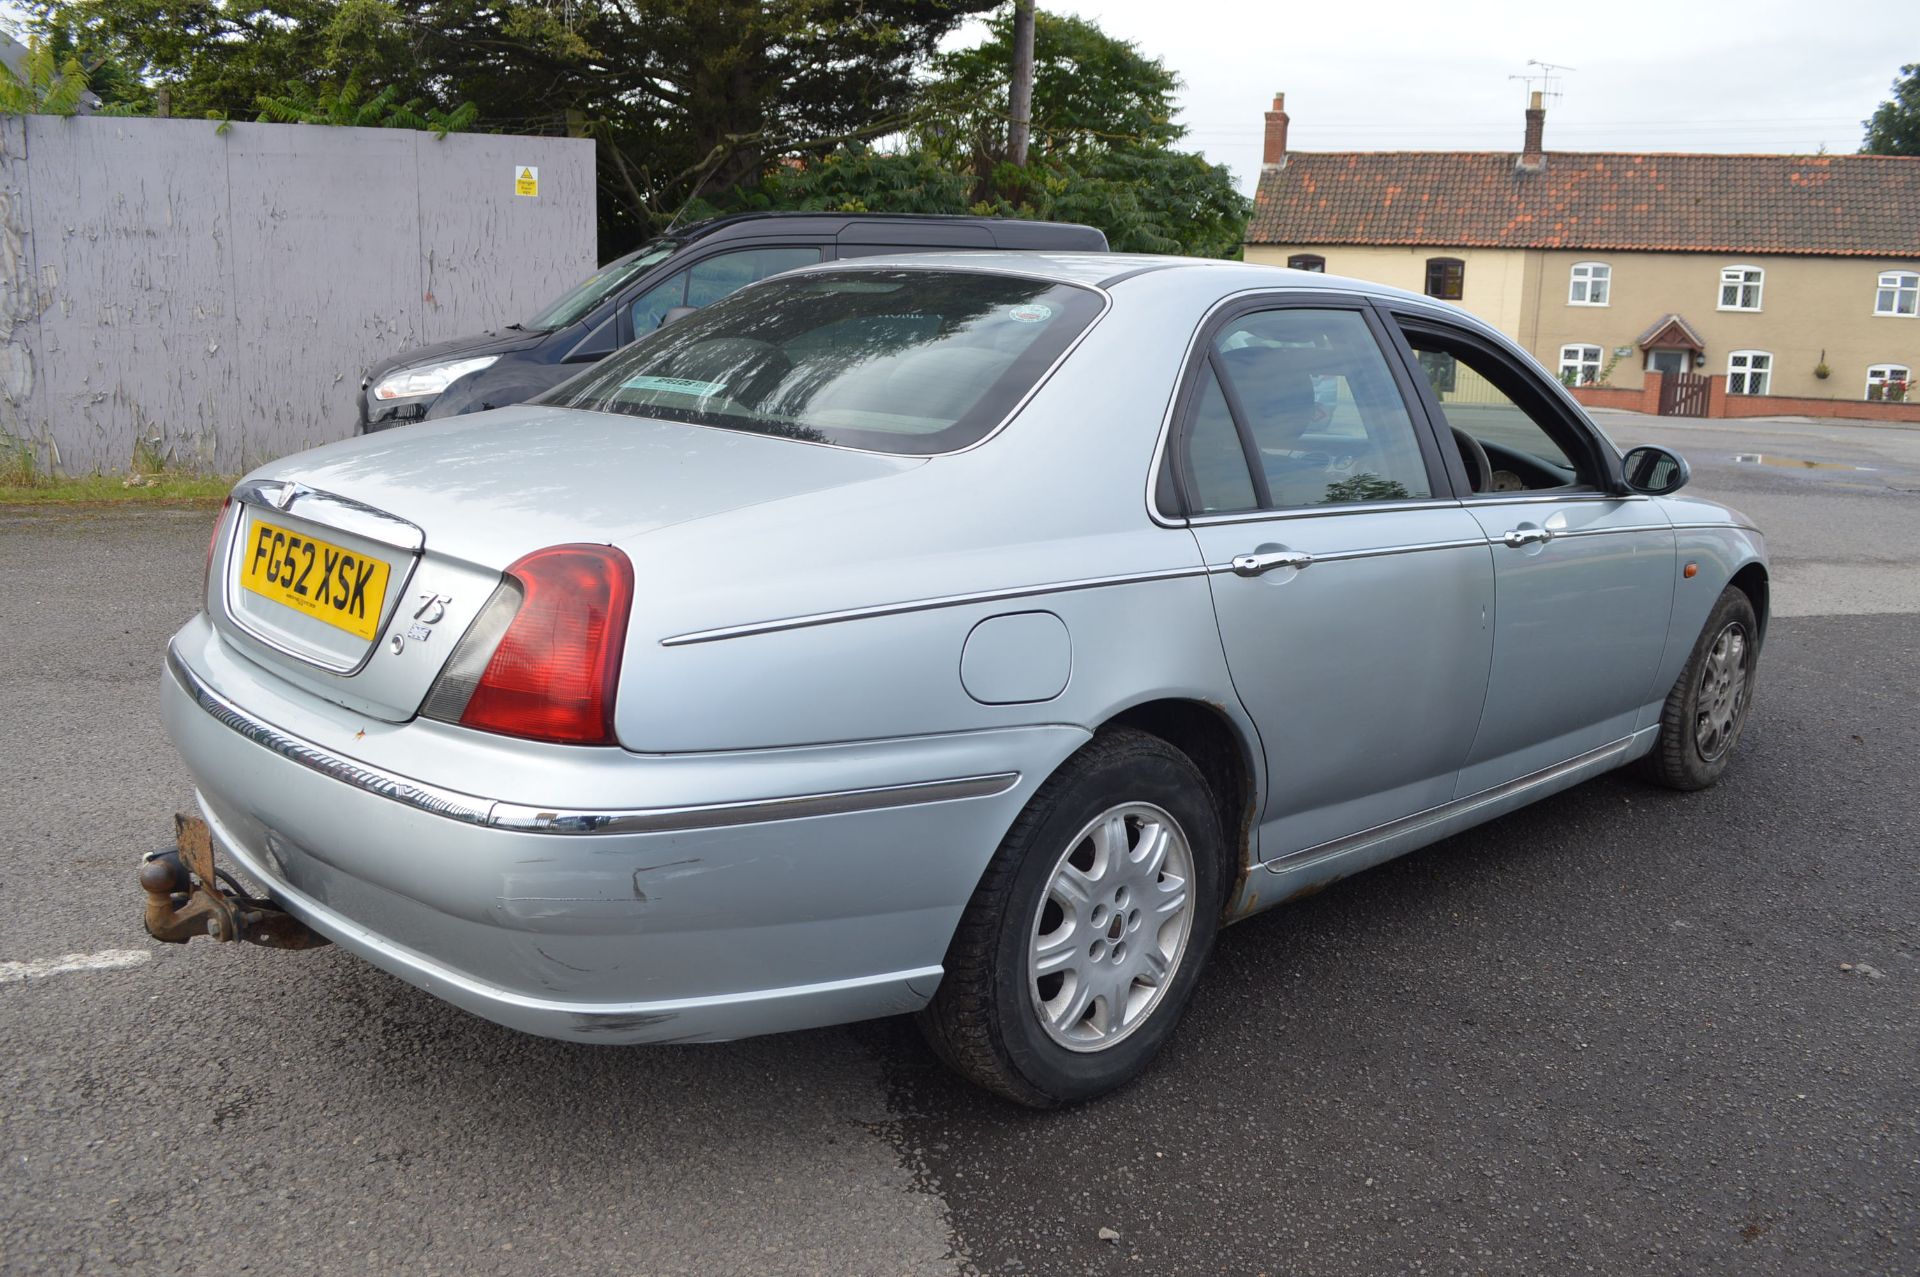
[1247,242,1920,404]
[0,116,596,474]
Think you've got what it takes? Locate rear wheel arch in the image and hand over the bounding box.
[1097,699,1261,902]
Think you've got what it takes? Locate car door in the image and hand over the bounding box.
[1384,309,1676,794]
[1166,296,1496,862]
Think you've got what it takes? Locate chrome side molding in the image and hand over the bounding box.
[1263,735,1637,874]
[168,645,1021,836]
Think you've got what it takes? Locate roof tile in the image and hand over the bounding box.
[1248,152,1920,256]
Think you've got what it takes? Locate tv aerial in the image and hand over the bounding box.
[1510,60,1575,104]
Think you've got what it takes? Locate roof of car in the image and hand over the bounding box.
[670,210,1104,243]
[794,249,1434,302]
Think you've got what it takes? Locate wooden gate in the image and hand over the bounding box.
[1659,372,1709,416]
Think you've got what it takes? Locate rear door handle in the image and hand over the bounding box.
[1500,527,1553,548]
[1230,548,1314,577]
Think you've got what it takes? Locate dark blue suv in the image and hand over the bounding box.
[357,212,1108,432]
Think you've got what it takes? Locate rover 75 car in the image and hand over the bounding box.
[151,253,1766,1106]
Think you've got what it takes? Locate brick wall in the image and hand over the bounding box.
[1569,373,1920,424]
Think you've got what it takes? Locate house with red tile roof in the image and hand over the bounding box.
[1245,93,1920,411]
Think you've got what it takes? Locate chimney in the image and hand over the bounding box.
[1263,93,1290,168]
[1519,90,1545,171]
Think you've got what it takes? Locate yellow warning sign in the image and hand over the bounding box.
[514,165,539,198]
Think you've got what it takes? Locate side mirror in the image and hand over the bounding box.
[1621,444,1690,495]
[659,305,699,328]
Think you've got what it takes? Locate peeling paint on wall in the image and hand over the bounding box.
[1,117,595,474]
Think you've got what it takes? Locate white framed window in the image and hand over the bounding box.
[1718,265,1764,311]
[1874,271,1918,317]
[1866,364,1910,401]
[1558,344,1604,385]
[1568,262,1610,306]
[1727,350,1771,395]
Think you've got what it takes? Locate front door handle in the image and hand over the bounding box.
[1230,548,1314,577]
[1501,527,1554,548]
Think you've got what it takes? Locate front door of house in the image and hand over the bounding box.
[1647,349,1688,375]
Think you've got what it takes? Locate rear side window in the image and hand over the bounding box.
[542,269,1104,455]
[1199,308,1433,509]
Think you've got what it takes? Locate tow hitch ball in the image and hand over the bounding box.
[140,815,328,950]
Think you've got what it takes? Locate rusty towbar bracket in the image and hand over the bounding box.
[140,815,330,950]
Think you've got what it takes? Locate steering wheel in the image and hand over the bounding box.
[1451,426,1493,493]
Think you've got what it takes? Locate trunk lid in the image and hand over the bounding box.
[207,404,917,721]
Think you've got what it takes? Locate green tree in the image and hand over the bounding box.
[0,33,95,114]
[1862,62,1920,155]
[911,10,1249,256]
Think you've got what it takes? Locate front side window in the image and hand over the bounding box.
[1286,253,1326,273]
[685,247,822,308]
[1719,265,1764,311]
[629,271,688,334]
[526,242,678,331]
[1569,262,1611,305]
[1192,308,1434,510]
[1558,344,1604,386]
[1425,257,1465,300]
[1404,328,1588,494]
[542,268,1104,455]
[1874,271,1919,317]
[1727,350,1771,395]
[1867,364,1911,401]
[631,248,825,334]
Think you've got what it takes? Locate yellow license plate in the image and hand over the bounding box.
[238,518,392,641]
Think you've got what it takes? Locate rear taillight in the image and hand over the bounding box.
[205,496,232,594]
[422,544,633,746]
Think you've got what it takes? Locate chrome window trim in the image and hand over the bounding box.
[168,645,1018,835]
[1181,497,1468,528]
[1459,491,1648,507]
[1139,285,1456,529]
[1263,735,1637,873]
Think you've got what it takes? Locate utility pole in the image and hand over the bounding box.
[1008,0,1034,166]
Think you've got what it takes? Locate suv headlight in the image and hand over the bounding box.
[372,355,500,401]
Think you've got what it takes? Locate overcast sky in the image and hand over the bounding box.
[960,0,1911,193]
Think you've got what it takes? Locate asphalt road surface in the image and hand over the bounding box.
[2,412,1915,1275]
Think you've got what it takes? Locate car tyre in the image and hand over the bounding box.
[917,728,1227,1107]
[1642,585,1760,791]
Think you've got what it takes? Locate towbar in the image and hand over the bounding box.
[140,814,329,950]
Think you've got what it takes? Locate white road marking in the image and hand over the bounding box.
[0,949,153,985]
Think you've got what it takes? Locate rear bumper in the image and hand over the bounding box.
[161,619,1086,1043]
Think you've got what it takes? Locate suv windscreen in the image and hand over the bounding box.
[540,269,1104,455]
[525,242,678,331]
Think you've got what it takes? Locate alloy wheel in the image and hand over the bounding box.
[1694,621,1750,762]
[1026,802,1196,1052]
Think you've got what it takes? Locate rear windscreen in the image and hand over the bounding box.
[537,269,1105,454]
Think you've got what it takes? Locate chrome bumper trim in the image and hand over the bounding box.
[168,643,495,826]
[167,644,1021,836]
[489,772,1021,834]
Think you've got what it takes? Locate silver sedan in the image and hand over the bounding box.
[156,253,1766,1105]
